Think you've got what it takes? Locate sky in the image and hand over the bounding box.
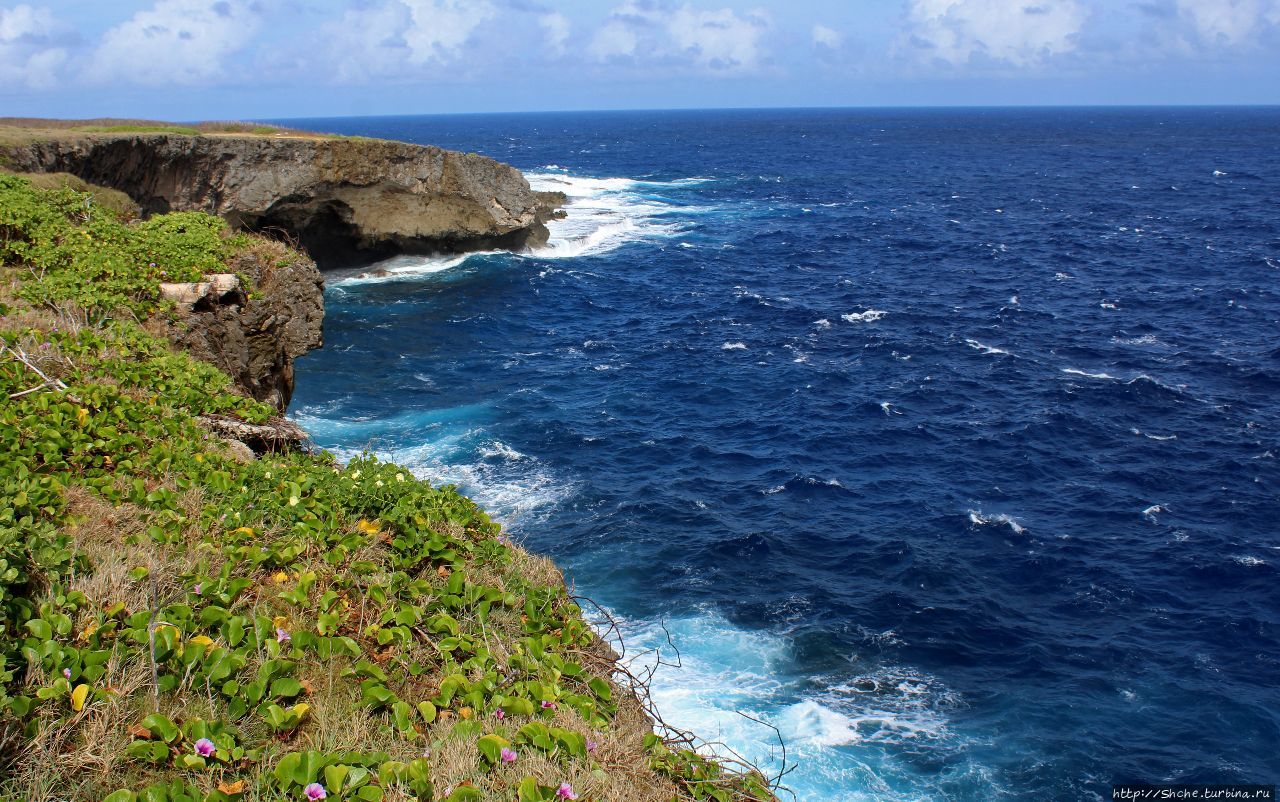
[1,0,1278,120]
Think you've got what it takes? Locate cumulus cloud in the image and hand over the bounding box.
[84,0,261,85]
[540,11,571,56]
[812,23,843,50]
[589,2,771,72]
[903,0,1089,68]
[314,0,495,83]
[1176,0,1280,46]
[0,4,72,90]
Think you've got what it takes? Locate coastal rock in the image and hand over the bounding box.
[3,133,564,268]
[154,247,324,411]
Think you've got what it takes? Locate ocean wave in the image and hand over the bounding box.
[1062,368,1117,380]
[527,172,708,260]
[968,510,1026,535]
[965,339,1010,356]
[842,309,888,324]
[594,609,988,800]
[332,171,711,285]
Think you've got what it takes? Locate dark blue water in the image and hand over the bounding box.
[281,109,1280,801]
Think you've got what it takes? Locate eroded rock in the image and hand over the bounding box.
[3,133,564,268]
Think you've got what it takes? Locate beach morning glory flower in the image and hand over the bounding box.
[62,668,72,679]
[541,700,557,710]
[194,738,216,757]
[276,628,291,644]
[494,709,505,720]
[586,739,598,753]
[556,782,578,800]
[304,783,327,800]
[500,747,518,764]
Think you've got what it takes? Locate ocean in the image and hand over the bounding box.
[276,108,1280,801]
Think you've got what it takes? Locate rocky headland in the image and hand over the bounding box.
[0,121,565,269]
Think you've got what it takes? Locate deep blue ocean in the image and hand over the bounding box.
[277,108,1280,801]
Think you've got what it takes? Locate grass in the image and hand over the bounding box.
[0,118,363,147]
[0,173,776,801]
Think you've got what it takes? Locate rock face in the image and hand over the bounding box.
[3,134,564,268]
[155,247,324,411]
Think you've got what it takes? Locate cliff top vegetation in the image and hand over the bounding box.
[0,119,362,149]
[0,174,776,802]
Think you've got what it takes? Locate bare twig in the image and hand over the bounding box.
[1,342,69,397]
[572,592,794,801]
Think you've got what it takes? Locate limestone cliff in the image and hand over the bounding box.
[2,132,564,268]
[154,244,324,413]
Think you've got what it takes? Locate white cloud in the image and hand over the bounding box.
[904,0,1089,68]
[589,2,771,72]
[812,23,843,49]
[85,0,260,86]
[0,4,70,90]
[315,0,494,83]
[540,11,571,56]
[1176,0,1280,45]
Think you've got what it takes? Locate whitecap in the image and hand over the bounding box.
[842,309,887,324]
[966,339,1009,356]
[814,318,832,329]
[969,510,1026,535]
[1233,555,1266,566]
[525,172,710,260]
[721,342,748,351]
[1062,368,1117,380]
[1142,504,1164,522]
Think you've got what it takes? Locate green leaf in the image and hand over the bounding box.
[416,700,437,724]
[140,713,180,743]
[588,677,612,701]
[270,677,304,699]
[273,752,301,787]
[476,734,510,765]
[24,618,53,640]
[102,792,137,802]
[324,764,350,792]
[355,786,385,801]
[517,777,547,802]
[445,786,483,802]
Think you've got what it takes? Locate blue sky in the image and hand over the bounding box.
[2,0,1277,120]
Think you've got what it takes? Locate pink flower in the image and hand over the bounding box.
[500,747,517,764]
[193,583,202,595]
[194,738,215,758]
[556,782,578,800]
[304,783,327,800]
[586,739,598,753]
[541,700,557,710]
[494,709,505,720]
[62,668,72,679]
[276,628,291,644]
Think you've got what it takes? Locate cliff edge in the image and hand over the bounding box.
[1,125,564,268]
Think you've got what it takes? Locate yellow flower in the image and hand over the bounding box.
[288,495,300,507]
[272,571,289,584]
[233,526,254,536]
[356,519,381,536]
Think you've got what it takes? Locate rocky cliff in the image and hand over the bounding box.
[154,242,325,413]
[2,131,564,268]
